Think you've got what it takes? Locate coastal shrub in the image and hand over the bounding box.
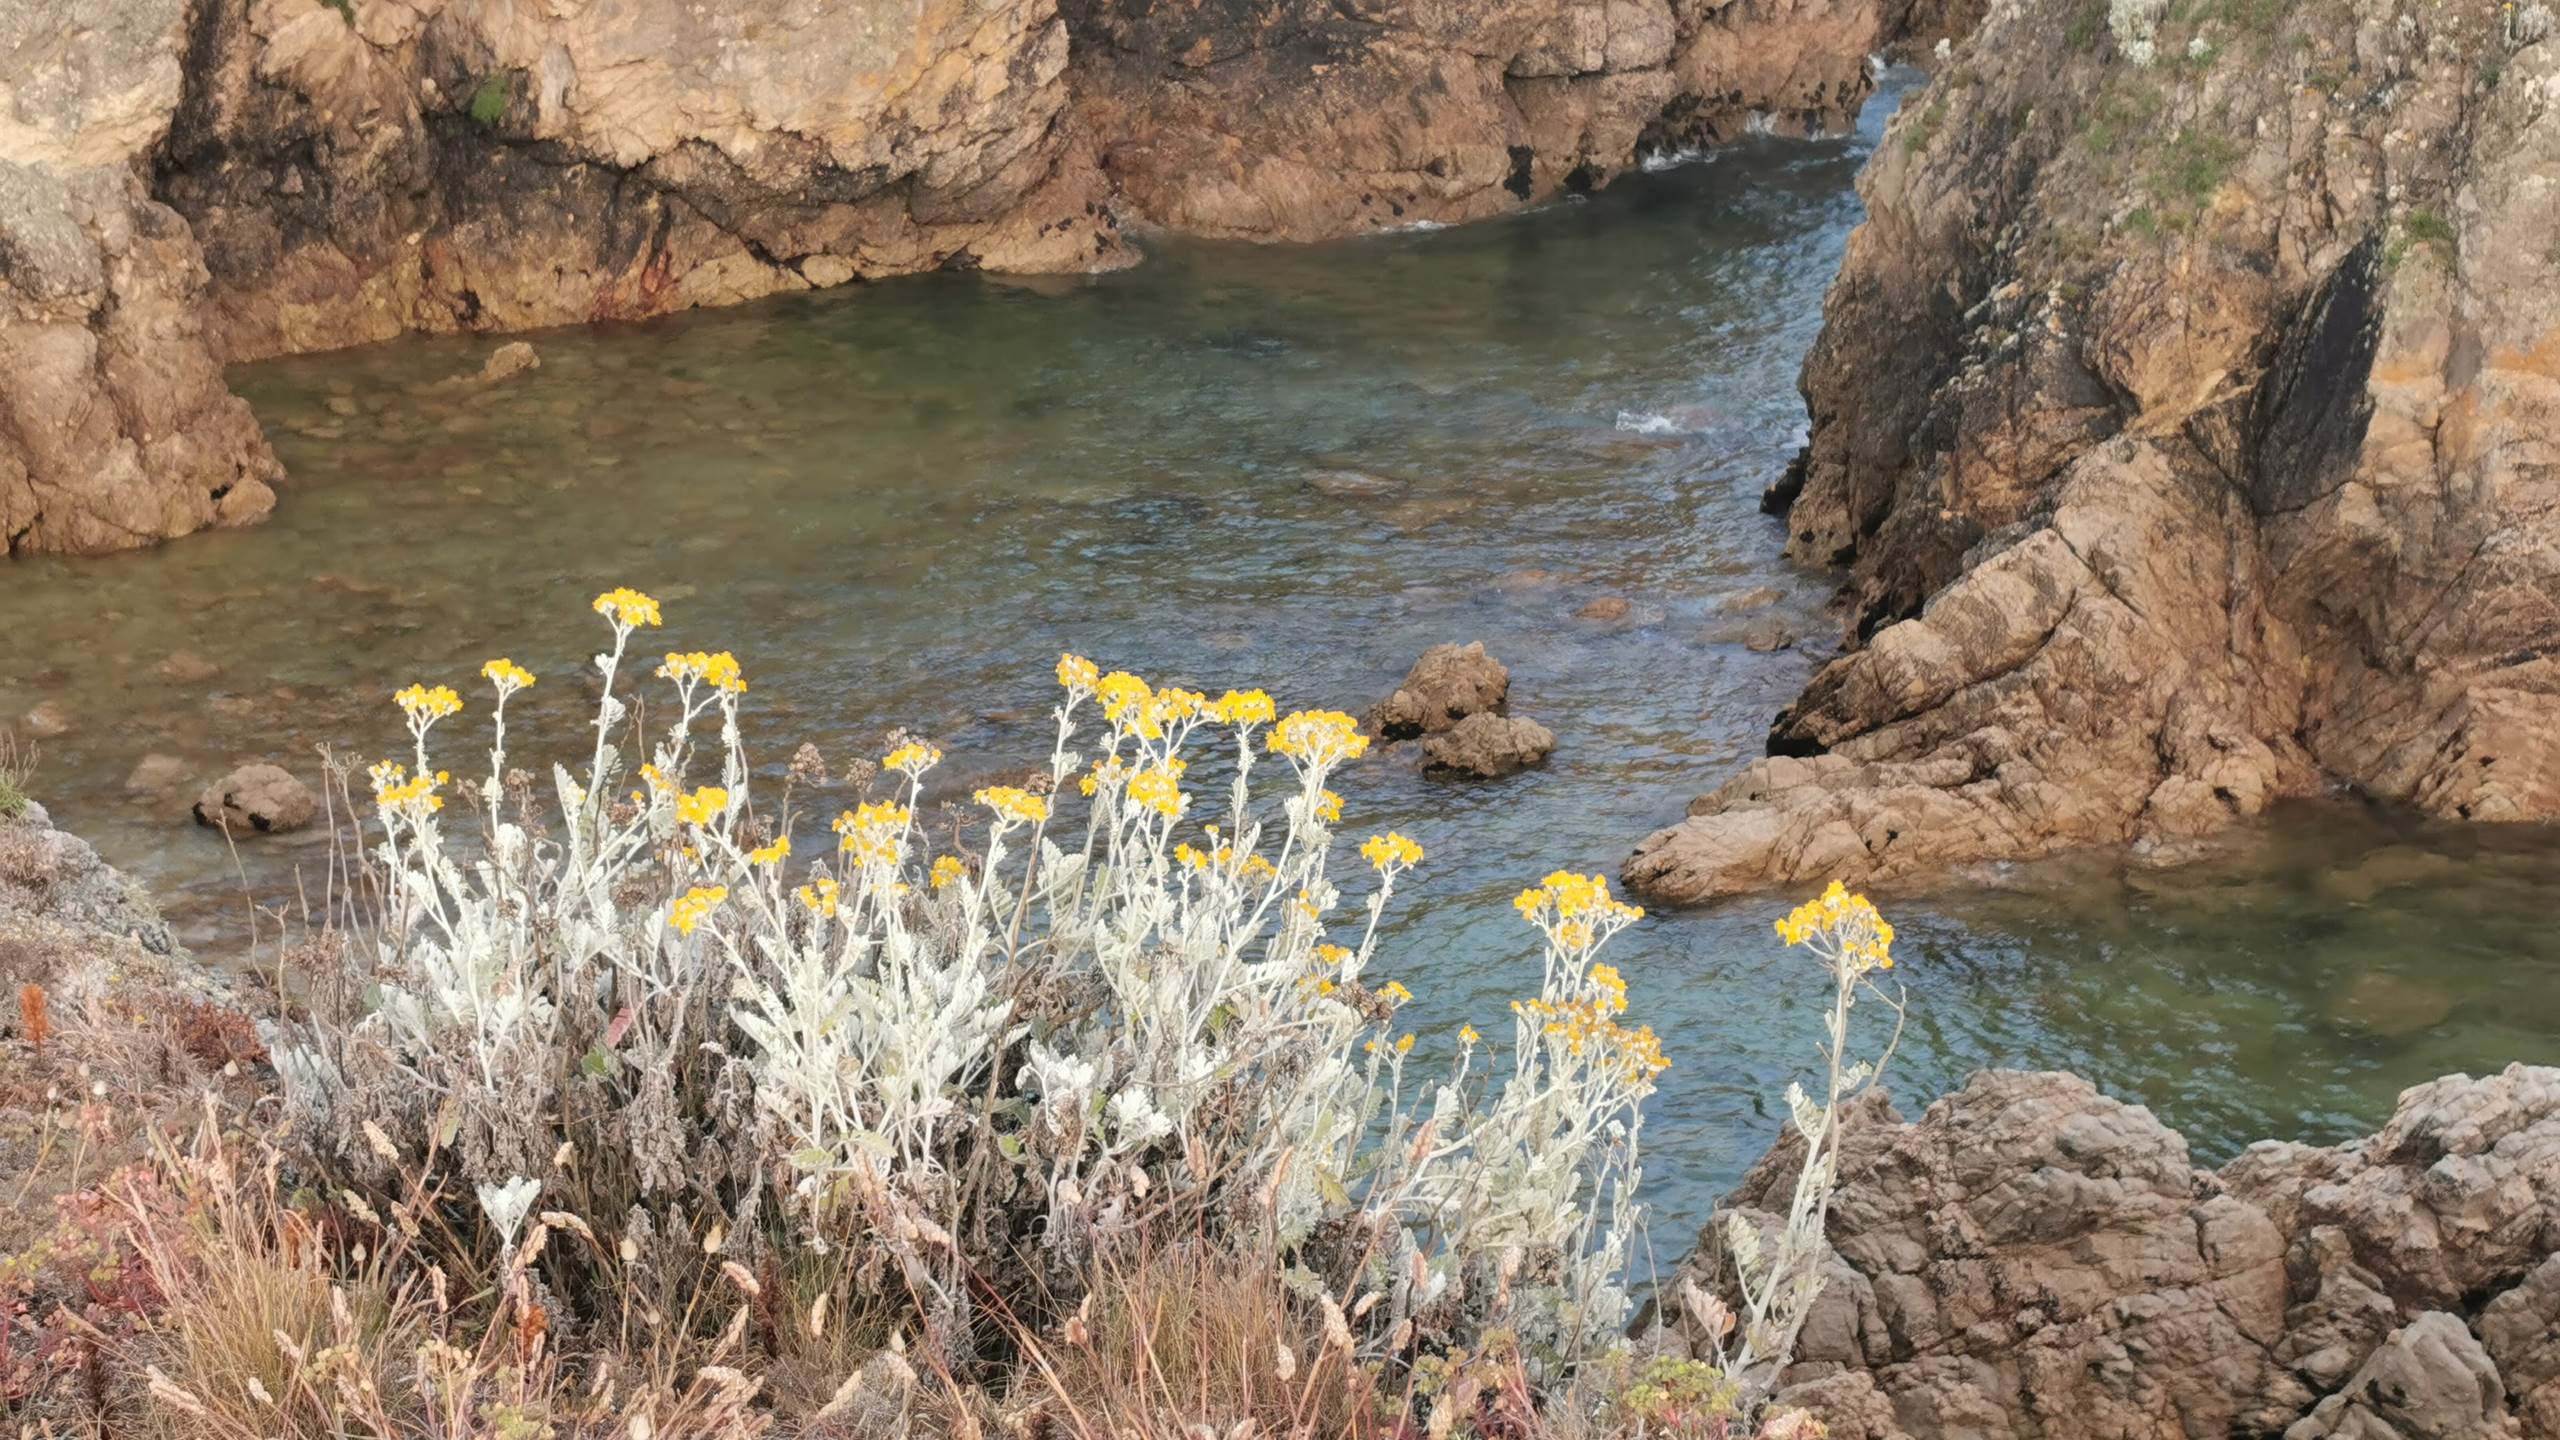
[274,591,1673,1394]
[246,587,1902,1433]
[2109,0,2171,65]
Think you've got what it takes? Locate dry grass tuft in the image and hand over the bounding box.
[0,729,32,818]
[1012,1241,1394,1440]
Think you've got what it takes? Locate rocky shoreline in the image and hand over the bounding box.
[1652,1065,2560,1439]
[5,0,1971,557]
[1627,0,2560,901]
[8,800,2552,1438]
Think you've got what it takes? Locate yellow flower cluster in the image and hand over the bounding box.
[368,760,447,814]
[1313,789,1344,824]
[796,876,841,918]
[1269,710,1370,767]
[884,740,942,776]
[481,658,536,692]
[1057,653,1101,693]
[1775,880,1896,971]
[1127,766,1187,818]
[746,836,790,866]
[676,786,729,827]
[659,650,746,695]
[974,786,1049,827]
[1513,871,1644,927]
[1515,996,1669,1081]
[1176,841,1278,883]
[1078,756,1128,798]
[834,801,909,865]
[669,885,728,936]
[593,587,662,628]
[394,683,463,723]
[931,856,966,890]
[1359,832,1424,873]
[1210,689,1275,726]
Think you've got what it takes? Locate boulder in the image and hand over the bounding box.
[1422,712,1556,778]
[1653,1065,2560,1439]
[192,762,316,837]
[1372,642,1510,739]
[2283,1313,2517,1440]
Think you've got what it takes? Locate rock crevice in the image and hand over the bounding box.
[1652,1065,2560,1439]
[1631,0,2560,902]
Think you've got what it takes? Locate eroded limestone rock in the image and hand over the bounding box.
[1422,711,1557,777]
[192,762,316,837]
[1631,0,2560,902]
[1651,1065,2560,1439]
[1373,642,1512,739]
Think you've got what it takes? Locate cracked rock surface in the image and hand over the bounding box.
[5,0,1972,555]
[1629,0,2560,902]
[1648,1064,2560,1439]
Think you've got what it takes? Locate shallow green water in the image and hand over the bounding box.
[4,81,2555,1245]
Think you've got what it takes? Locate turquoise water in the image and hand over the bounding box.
[4,79,2555,1248]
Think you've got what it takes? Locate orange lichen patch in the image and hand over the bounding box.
[2486,326,2560,381]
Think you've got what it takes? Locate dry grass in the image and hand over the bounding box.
[1013,1241,1389,1440]
[0,730,32,819]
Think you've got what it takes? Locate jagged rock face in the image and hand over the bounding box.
[6,0,1965,556]
[1064,0,1916,241]
[1649,1065,2560,1439]
[1,0,280,556]
[1629,0,2560,902]
[155,0,1123,362]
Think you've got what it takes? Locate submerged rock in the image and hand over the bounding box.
[192,762,316,837]
[1651,1064,2560,1439]
[1423,712,1557,778]
[1371,642,1510,739]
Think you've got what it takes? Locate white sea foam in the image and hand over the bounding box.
[1615,411,1681,435]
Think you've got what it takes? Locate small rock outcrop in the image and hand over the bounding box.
[1630,0,2560,902]
[1423,711,1557,778]
[1373,642,1513,740]
[0,801,175,954]
[1650,1065,2560,1439]
[192,762,316,837]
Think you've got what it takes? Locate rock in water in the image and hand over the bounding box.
[124,754,191,795]
[1305,468,1405,500]
[1422,712,1556,778]
[1371,642,1509,739]
[1577,596,1633,621]
[476,341,539,385]
[192,763,316,837]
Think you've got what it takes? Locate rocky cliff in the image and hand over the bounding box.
[1,1,279,556]
[1628,0,2560,901]
[1651,1065,2560,1438]
[4,0,1965,555]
